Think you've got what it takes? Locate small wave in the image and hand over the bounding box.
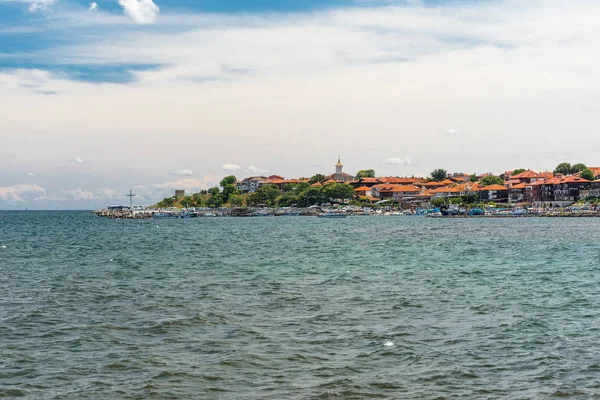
[0,389,26,397]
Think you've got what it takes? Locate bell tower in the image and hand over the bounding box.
[335,156,343,175]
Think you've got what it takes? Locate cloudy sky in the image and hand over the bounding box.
[1,0,599,209]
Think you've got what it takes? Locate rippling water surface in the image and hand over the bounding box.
[2,211,600,399]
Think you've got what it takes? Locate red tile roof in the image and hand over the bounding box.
[479,184,508,191]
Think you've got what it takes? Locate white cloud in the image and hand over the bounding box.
[61,188,95,201]
[445,129,461,136]
[25,172,39,177]
[154,178,208,190]
[74,157,85,164]
[246,165,269,175]
[89,2,97,11]
[171,168,194,176]
[22,0,54,13]
[96,188,120,198]
[382,157,412,166]
[221,164,241,172]
[0,184,47,201]
[118,0,159,24]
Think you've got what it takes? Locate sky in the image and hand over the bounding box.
[1,0,600,209]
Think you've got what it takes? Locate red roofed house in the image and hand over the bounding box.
[391,185,421,202]
[354,186,372,197]
[478,184,509,202]
[553,176,591,204]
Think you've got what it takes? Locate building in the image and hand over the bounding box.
[236,176,269,193]
[324,157,355,183]
[478,184,509,202]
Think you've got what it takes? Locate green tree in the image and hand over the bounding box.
[431,197,447,208]
[277,192,299,207]
[249,184,280,206]
[222,184,238,203]
[511,169,526,176]
[356,169,376,179]
[571,163,588,174]
[480,175,504,187]
[297,186,325,207]
[461,193,479,204]
[469,174,478,182]
[430,169,447,182]
[228,194,245,207]
[323,183,355,203]
[157,197,174,207]
[220,175,237,187]
[554,162,572,175]
[208,187,221,196]
[181,195,195,208]
[309,174,326,184]
[193,193,207,208]
[207,194,223,208]
[580,169,595,181]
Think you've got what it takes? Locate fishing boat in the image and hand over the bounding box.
[317,212,347,218]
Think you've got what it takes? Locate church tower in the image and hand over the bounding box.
[335,156,344,175]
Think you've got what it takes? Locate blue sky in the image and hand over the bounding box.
[1,0,600,209]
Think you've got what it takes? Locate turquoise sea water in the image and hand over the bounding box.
[1,211,600,399]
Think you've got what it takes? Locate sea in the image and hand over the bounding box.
[1,211,600,399]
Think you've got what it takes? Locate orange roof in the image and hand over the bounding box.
[510,183,527,189]
[431,186,457,193]
[418,189,436,197]
[359,177,380,183]
[479,184,508,191]
[419,181,445,187]
[438,179,456,185]
[354,186,372,191]
[311,182,322,187]
[560,176,590,183]
[391,185,421,193]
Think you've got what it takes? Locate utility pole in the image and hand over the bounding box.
[127,189,136,212]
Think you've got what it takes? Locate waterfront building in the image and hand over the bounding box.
[478,184,509,202]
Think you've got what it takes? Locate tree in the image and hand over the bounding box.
[208,187,221,196]
[309,174,326,184]
[181,195,195,208]
[277,192,299,207]
[228,194,245,207]
[221,184,238,203]
[461,193,479,204]
[580,169,595,181]
[220,175,237,187]
[193,193,207,208]
[157,197,174,207]
[571,163,588,174]
[469,174,478,182]
[431,198,447,208]
[249,184,280,206]
[480,175,504,187]
[554,162,572,176]
[297,186,325,207]
[512,169,526,176]
[430,169,447,182]
[207,194,223,208]
[356,169,376,179]
[323,183,355,203]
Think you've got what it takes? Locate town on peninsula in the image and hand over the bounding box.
[95,159,600,218]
